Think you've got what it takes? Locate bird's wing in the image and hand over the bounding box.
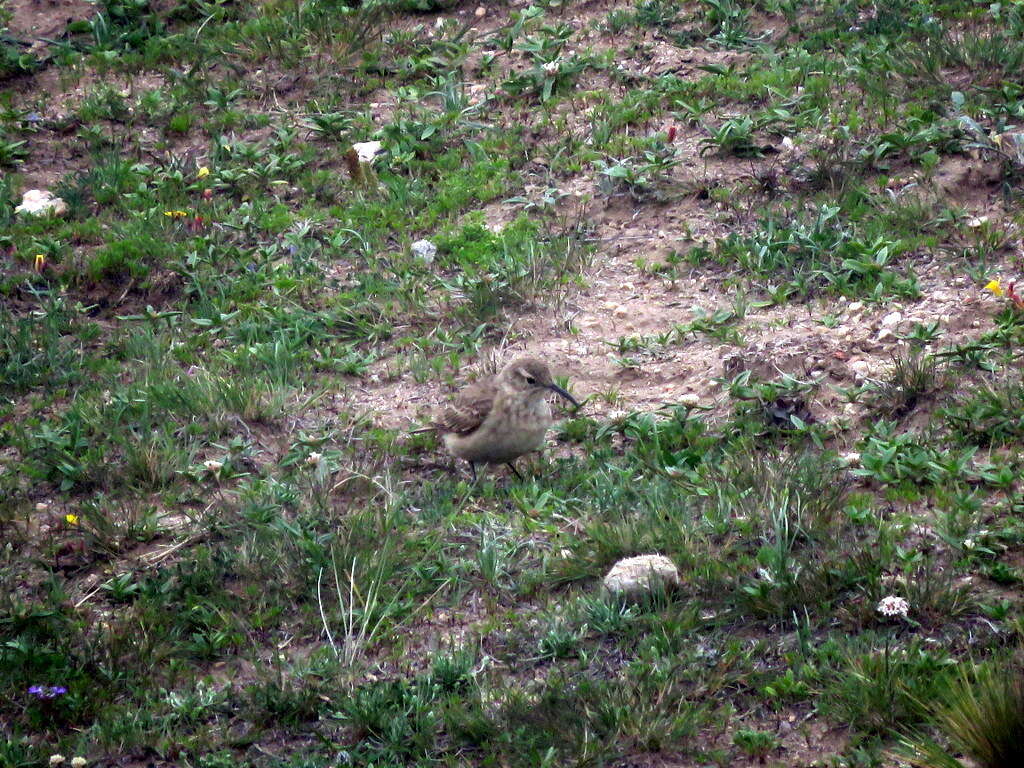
[433,381,494,435]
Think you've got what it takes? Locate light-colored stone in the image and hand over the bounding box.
[410,239,437,263]
[351,140,383,163]
[602,554,680,598]
[15,189,67,216]
[849,360,872,382]
[880,311,902,328]
[839,451,861,467]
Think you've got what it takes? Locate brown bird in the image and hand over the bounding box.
[426,356,579,480]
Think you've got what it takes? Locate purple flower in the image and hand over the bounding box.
[28,684,68,699]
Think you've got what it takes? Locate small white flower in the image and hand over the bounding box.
[352,141,383,163]
[50,756,66,767]
[306,452,322,466]
[876,595,910,618]
[541,60,560,75]
[203,459,223,473]
[679,393,700,407]
[963,538,976,550]
[71,758,87,768]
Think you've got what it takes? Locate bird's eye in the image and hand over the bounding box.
[525,376,537,385]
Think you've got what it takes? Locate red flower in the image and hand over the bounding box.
[1007,282,1024,309]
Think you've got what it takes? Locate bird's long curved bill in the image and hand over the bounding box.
[548,383,579,408]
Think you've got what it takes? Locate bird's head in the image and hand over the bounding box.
[500,357,579,408]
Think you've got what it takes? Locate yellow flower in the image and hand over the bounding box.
[984,279,1004,297]
[197,166,210,179]
[33,254,46,272]
[163,210,187,218]
[65,513,79,525]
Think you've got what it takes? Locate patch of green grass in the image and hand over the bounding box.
[693,203,920,302]
[897,661,1024,768]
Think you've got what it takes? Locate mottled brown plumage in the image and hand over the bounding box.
[427,357,578,478]
[433,381,496,436]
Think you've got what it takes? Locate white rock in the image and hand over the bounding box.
[880,311,902,328]
[876,328,897,343]
[847,301,864,313]
[351,140,383,163]
[15,189,67,216]
[410,239,437,263]
[839,451,861,467]
[613,304,630,318]
[602,554,680,598]
[849,360,872,381]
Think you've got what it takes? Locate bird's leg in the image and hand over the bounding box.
[506,462,524,480]
[469,461,477,482]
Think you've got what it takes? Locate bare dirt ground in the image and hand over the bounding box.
[7,0,94,46]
